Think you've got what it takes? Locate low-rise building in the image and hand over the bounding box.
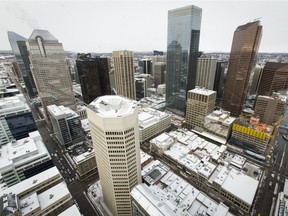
[151,129,261,214]
[66,140,97,178]
[138,107,171,143]
[274,179,288,216]
[131,171,235,216]
[230,116,274,154]
[0,131,53,188]
[0,167,73,216]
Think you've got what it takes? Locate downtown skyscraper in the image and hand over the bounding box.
[166,5,202,115]
[27,29,76,120]
[76,53,111,104]
[87,95,141,216]
[112,50,136,100]
[222,21,262,117]
[7,31,37,98]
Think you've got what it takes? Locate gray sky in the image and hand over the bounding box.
[1,0,288,53]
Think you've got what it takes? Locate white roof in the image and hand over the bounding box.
[189,87,216,96]
[19,192,40,215]
[73,149,95,164]
[138,108,170,129]
[0,131,50,171]
[89,95,137,117]
[0,94,30,116]
[38,182,71,210]
[0,167,61,196]
[47,104,78,119]
[140,150,153,165]
[221,168,259,205]
[58,205,82,216]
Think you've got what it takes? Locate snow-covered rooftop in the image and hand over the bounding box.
[88,95,137,117]
[38,182,71,210]
[47,104,78,119]
[0,131,50,170]
[189,87,216,96]
[58,205,82,216]
[131,171,234,216]
[138,108,170,129]
[0,167,61,196]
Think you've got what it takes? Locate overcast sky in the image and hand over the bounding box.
[1,0,288,53]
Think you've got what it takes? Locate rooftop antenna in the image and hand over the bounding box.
[254,17,262,21]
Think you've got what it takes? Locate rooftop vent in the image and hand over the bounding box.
[49,194,54,199]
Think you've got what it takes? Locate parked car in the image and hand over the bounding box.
[283,134,288,141]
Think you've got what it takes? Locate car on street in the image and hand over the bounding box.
[269,181,273,188]
[283,134,288,141]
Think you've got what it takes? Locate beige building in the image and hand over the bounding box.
[87,95,141,216]
[27,29,76,121]
[254,92,286,125]
[186,87,216,131]
[113,50,136,100]
[73,148,97,177]
[196,57,218,90]
[138,107,171,143]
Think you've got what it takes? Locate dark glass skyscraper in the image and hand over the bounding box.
[7,31,37,98]
[222,21,262,117]
[76,53,111,104]
[166,5,202,115]
[257,62,288,96]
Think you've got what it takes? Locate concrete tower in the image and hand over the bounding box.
[113,50,136,100]
[87,95,141,216]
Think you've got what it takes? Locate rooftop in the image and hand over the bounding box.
[0,94,30,116]
[38,182,71,210]
[189,87,216,96]
[0,131,50,170]
[88,95,137,117]
[47,104,78,119]
[0,167,60,196]
[58,205,82,216]
[131,170,234,216]
[138,107,170,129]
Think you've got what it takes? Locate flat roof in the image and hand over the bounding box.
[140,150,153,165]
[38,182,71,210]
[88,95,137,117]
[0,94,30,116]
[220,168,259,205]
[0,167,60,196]
[58,205,82,216]
[189,87,216,96]
[19,192,40,215]
[138,108,170,130]
[0,131,50,170]
[47,104,78,118]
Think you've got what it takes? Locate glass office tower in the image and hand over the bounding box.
[222,21,262,117]
[166,5,202,115]
[8,31,37,98]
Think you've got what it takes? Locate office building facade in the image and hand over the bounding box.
[0,94,37,146]
[7,31,37,98]
[113,50,136,100]
[213,61,228,106]
[76,53,111,104]
[87,96,141,216]
[186,87,216,131]
[47,105,84,145]
[153,62,166,87]
[166,5,202,115]
[196,57,217,90]
[254,93,286,125]
[222,21,262,117]
[257,62,288,96]
[27,29,76,120]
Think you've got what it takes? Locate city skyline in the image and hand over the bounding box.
[1,1,288,53]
